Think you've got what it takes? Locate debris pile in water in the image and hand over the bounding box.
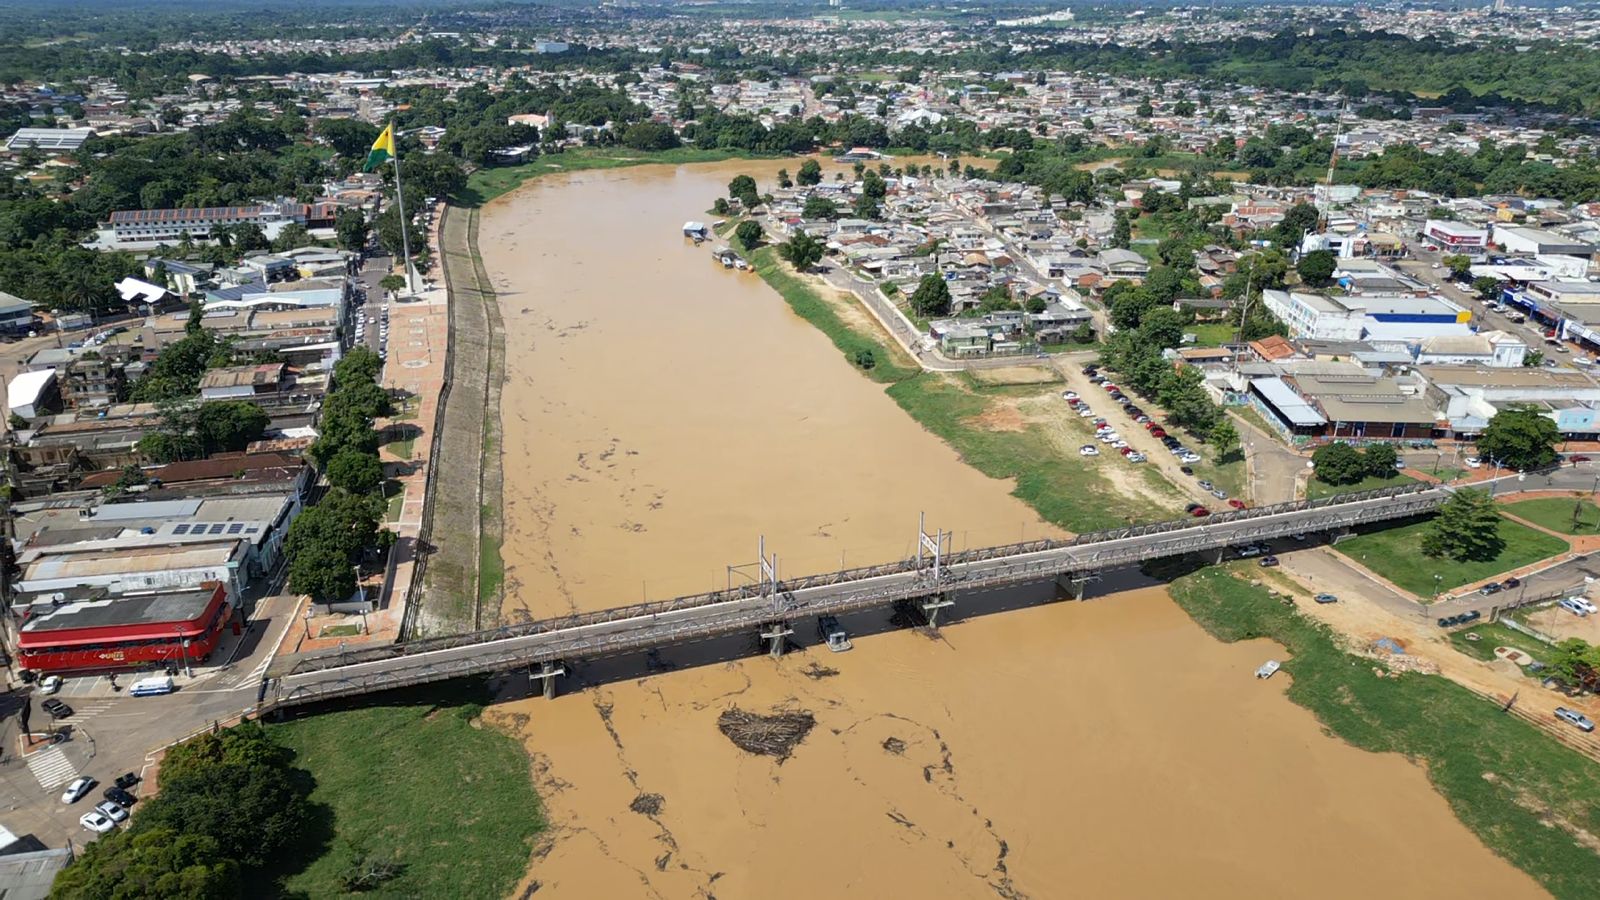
[717,707,816,760]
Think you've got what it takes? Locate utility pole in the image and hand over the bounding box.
[391,135,417,295]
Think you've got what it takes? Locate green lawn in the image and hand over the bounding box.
[1305,472,1416,500]
[1165,566,1600,900]
[1502,496,1600,534]
[384,480,405,522]
[887,374,1169,533]
[1333,515,1568,596]
[1186,323,1236,347]
[458,147,764,207]
[1189,450,1248,500]
[478,502,505,610]
[318,623,361,638]
[270,683,543,899]
[1447,620,1554,665]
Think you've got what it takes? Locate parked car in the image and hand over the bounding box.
[113,773,141,790]
[1464,456,1482,468]
[1290,533,1308,541]
[1179,466,1194,476]
[1079,445,1099,457]
[1501,577,1521,589]
[41,699,72,719]
[1127,453,1147,463]
[1572,455,1593,464]
[1189,506,1211,517]
[1569,596,1599,614]
[1077,407,1095,417]
[1554,707,1596,733]
[1062,391,1078,401]
[38,675,62,695]
[61,777,95,804]
[1227,499,1246,510]
[1235,545,1264,558]
[104,786,137,808]
[1111,440,1128,449]
[1119,446,1135,456]
[1314,593,1338,604]
[1081,366,1098,376]
[79,810,115,834]
[1478,582,1504,596]
[95,800,129,824]
[1558,597,1590,616]
[1211,489,1228,500]
[1258,556,1279,567]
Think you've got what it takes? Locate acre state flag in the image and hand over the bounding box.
[364,124,396,172]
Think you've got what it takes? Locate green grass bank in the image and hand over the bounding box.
[1502,496,1600,535]
[1165,567,1600,900]
[270,684,542,899]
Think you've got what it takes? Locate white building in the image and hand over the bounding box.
[1415,331,1527,368]
[1491,225,1596,261]
[1259,289,1364,341]
[1423,219,1489,258]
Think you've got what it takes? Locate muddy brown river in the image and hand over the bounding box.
[479,160,1544,898]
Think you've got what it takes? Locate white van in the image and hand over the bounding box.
[129,675,175,697]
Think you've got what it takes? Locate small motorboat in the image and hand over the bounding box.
[1255,660,1281,680]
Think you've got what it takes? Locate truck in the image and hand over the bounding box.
[816,616,852,652]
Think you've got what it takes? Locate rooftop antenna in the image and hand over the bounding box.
[1318,95,1347,232]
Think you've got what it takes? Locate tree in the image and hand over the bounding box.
[802,195,839,220]
[49,828,241,900]
[375,206,423,261]
[379,274,406,295]
[1312,441,1366,485]
[619,122,679,151]
[776,168,793,189]
[1443,254,1473,280]
[1421,488,1504,562]
[196,401,269,454]
[1111,211,1132,249]
[1297,249,1336,286]
[1210,418,1240,462]
[733,220,763,250]
[727,174,759,209]
[777,231,824,271]
[335,208,369,252]
[1278,202,1320,243]
[1477,406,1560,471]
[796,159,822,186]
[1472,275,1502,302]
[326,448,385,495]
[909,274,952,318]
[1137,306,1186,349]
[1364,442,1399,477]
[1546,638,1600,687]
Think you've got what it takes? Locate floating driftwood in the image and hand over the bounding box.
[717,707,816,761]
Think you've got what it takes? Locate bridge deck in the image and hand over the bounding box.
[266,483,1446,709]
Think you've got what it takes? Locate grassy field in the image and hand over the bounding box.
[1502,496,1600,534]
[750,247,918,383]
[384,480,405,522]
[1186,323,1236,347]
[458,147,763,207]
[887,374,1168,532]
[1448,620,1554,665]
[1165,566,1600,900]
[1333,515,1568,596]
[1305,472,1415,500]
[270,683,543,899]
[478,501,505,613]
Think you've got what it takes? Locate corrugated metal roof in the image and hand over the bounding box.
[90,499,203,521]
[1251,377,1327,426]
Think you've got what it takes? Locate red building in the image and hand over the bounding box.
[15,582,233,675]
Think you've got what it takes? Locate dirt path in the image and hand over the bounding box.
[1053,364,1215,507]
[1275,549,1600,760]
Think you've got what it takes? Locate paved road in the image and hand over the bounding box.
[1395,240,1579,357]
[351,250,393,359]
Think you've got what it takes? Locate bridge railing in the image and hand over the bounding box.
[282,481,1442,677]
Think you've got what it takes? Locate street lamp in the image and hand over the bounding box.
[1433,573,1443,605]
[174,625,192,678]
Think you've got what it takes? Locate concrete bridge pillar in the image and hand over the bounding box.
[922,591,956,629]
[1055,573,1088,601]
[760,622,794,659]
[529,661,566,700]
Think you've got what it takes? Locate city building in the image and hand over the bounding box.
[1258,290,1364,341]
[4,127,93,152]
[13,582,235,674]
[1422,219,1489,258]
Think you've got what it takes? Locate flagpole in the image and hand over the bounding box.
[389,124,416,294]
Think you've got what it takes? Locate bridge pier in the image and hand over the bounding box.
[529,661,566,700]
[922,591,955,629]
[1055,573,1090,601]
[760,622,794,659]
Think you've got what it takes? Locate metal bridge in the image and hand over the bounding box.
[263,483,1446,710]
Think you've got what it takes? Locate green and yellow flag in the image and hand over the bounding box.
[363,123,396,172]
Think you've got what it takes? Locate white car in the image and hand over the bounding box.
[61,777,94,804]
[1079,445,1099,457]
[1061,391,1079,401]
[1077,407,1095,418]
[1111,440,1128,449]
[1562,596,1598,615]
[1126,453,1146,463]
[38,675,63,695]
[1465,456,1482,468]
[79,811,115,834]
[96,801,129,824]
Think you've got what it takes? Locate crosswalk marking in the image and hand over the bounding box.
[27,747,77,789]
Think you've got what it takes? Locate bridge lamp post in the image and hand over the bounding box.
[1433,573,1443,605]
